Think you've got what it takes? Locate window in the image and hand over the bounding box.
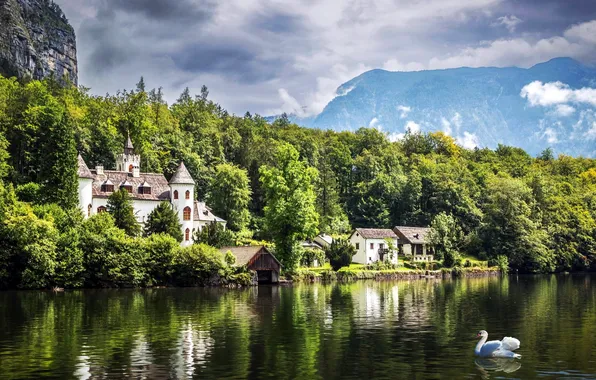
[128,164,134,172]
[121,185,132,193]
[185,228,190,241]
[183,206,191,221]
[97,206,107,213]
[87,204,92,217]
[101,184,114,193]
[370,242,374,250]
[355,243,360,250]
[139,185,151,195]
[380,243,385,250]
[174,190,179,200]
[185,190,190,200]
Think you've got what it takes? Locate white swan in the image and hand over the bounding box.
[475,330,521,359]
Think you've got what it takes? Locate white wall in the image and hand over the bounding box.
[170,184,194,246]
[350,233,367,264]
[78,178,93,218]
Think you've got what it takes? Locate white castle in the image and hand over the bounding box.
[77,135,226,246]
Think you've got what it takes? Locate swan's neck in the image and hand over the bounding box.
[475,335,487,355]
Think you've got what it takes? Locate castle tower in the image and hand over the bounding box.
[169,162,195,246]
[77,154,94,219]
[116,133,141,176]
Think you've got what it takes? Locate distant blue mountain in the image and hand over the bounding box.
[273,58,596,156]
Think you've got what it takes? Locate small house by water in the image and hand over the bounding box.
[220,246,281,284]
[349,228,399,264]
[393,226,434,262]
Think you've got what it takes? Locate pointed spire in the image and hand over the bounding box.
[77,154,94,179]
[169,161,195,185]
[124,132,134,155]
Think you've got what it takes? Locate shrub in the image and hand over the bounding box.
[143,233,179,286]
[301,248,326,267]
[489,255,509,274]
[15,183,41,203]
[171,244,230,286]
[325,238,355,271]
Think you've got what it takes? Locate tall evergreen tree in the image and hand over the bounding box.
[107,189,141,236]
[37,103,78,209]
[144,202,183,242]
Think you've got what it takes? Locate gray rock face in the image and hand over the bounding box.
[0,0,77,84]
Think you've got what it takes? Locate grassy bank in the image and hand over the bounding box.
[290,262,500,282]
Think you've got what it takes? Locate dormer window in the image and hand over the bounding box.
[138,181,152,195]
[120,181,133,193]
[101,179,114,193]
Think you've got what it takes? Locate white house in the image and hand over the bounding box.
[349,228,398,265]
[77,136,226,246]
[393,226,434,262]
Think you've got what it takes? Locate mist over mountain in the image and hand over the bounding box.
[274,58,596,157]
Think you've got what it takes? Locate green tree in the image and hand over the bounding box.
[194,221,234,248]
[428,212,464,267]
[325,238,355,271]
[260,143,319,270]
[144,202,183,242]
[206,163,251,231]
[107,189,141,236]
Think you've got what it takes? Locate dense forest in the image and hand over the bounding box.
[0,75,595,289]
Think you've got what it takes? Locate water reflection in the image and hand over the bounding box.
[0,275,594,379]
[475,358,522,377]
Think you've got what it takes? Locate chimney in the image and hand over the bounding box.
[132,166,140,178]
[96,165,104,175]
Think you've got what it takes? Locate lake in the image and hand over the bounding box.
[0,274,595,379]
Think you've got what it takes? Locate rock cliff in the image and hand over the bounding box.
[0,0,77,84]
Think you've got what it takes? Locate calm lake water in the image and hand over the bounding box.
[1,275,595,379]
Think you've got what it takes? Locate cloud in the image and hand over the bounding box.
[493,15,523,33]
[520,81,596,107]
[441,118,452,135]
[554,104,576,117]
[457,132,480,149]
[277,88,306,117]
[542,127,559,143]
[405,121,421,134]
[369,117,382,129]
[585,122,596,140]
[397,105,411,119]
[564,20,596,45]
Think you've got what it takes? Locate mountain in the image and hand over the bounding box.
[0,0,77,84]
[278,58,596,157]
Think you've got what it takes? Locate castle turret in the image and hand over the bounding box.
[116,133,140,175]
[77,154,94,219]
[169,162,195,246]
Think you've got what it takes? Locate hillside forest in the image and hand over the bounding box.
[0,75,596,288]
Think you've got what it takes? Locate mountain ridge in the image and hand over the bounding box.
[275,57,596,157]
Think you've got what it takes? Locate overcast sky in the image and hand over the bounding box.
[54,0,596,117]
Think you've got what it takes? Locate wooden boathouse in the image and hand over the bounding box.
[220,246,282,284]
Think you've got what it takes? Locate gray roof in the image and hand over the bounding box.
[77,155,94,179]
[352,228,397,239]
[194,201,226,223]
[125,134,134,150]
[219,246,281,267]
[169,162,195,185]
[316,234,333,245]
[393,226,431,244]
[90,170,170,201]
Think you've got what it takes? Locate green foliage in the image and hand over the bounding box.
[301,248,326,268]
[107,188,141,237]
[194,221,235,248]
[260,143,319,270]
[490,255,509,274]
[207,163,251,231]
[143,233,179,286]
[325,238,355,271]
[428,212,464,267]
[171,244,229,286]
[15,182,40,203]
[144,201,182,242]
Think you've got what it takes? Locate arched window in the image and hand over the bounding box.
[185,228,190,241]
[185,190,190,200]
[97,206,107,213]
[174,190,179,200]
[183,206,191,221]
[87,204,92,217]
[128,164,134,172]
